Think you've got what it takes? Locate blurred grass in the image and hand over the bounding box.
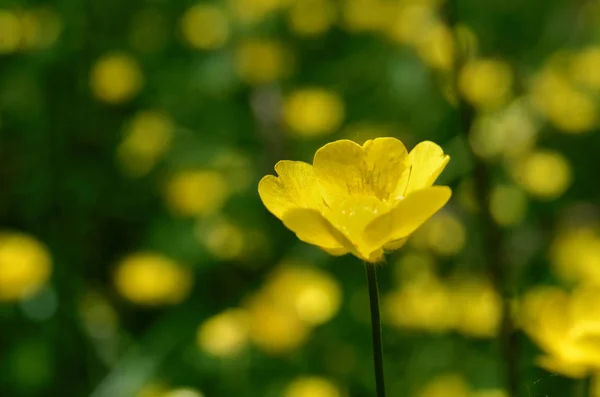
[2,0,600,396]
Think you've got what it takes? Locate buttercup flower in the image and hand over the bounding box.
[258,138,451,262]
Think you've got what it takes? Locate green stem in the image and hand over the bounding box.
[577,376,592,397]
[365,263,386,397]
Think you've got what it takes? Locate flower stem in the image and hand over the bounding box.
[365,263,386,397]
[441,3,519,396]
[577,376,592,397]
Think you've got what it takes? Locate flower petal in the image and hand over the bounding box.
[362,138,410,200]
[397,141,450,197]
[313,138,410,202]
[383,238,408,251]
[313,139,365,200]
[282,208,352,252]
[364,186,452,248]
[258,161,322,219]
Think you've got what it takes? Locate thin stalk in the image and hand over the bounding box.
[576,376,592,397]
[365,263,386,397]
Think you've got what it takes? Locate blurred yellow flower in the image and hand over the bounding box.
[197,309,249,358]
[235,38,292,85]
[262,262,342,325]
[283,88,345,137]
[513,149,572,200]
[387,4,436,46]
[530,68,597,133]
[288,0,336,37]
[417,374,470,397]
[90,52,144,104]
[259,138,451,262]
[342,0,387,33]
[550,226,600,284]
[468,98,539,160]
[245,292,310,354]
[410,211,466,256]
[117,110,174,177]
[570,47,600,91]
[164,170,229,217]
[20,7,63,50]
[197,216,246,260]
[180,4,229,50]
[489,184,528,227]
[228,0,291,24]
[114,252,192,306]
[0,232,52,302]
[450,275,501,338]
[459,59,513,109]
[416,22,455,71]
[284,376,341,397]
[520,285,600,378]
[0,10,21,54]
[384,274,455,332]
[393,250,437,284]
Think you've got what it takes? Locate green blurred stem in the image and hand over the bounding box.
[577,376,592,397]
[365,263,387,397]
[441,2,519,396]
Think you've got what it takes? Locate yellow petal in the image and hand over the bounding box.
[362,138,409,200]
[313,138,410,202]
[282,208,352,252]
[536,355,591,378]
[364,186,452,248]
[399,141,450,197]
[313,139,365,200]
[258,160,322,219]
[383,238,408,251]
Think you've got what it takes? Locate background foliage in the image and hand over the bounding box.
[2,0,600,396]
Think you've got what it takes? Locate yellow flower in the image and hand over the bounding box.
[258,138,451,262]
[520,285,600,378]
[179,4,229,50]
[283,88,345,137]
[284,376,341,397]
[0,10,22,54]
[417,374,470,397]
[458,59,513,109]
[235,38,292,85]
[512,149,572,200]
[89,52,144,104]
[114,252,193,306]
[197,309,249,358]
[164,170,229,217]
[0,232,52,301]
